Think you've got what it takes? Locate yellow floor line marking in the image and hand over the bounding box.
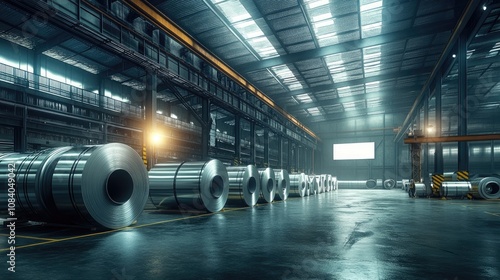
[0,233,58,241]
[0,205,251,251]
[485,211,500,217]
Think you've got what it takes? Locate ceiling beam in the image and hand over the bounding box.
[404,134,500,144]
[285,86,421,112]
[234,22,456,73]
[274,67,433,103]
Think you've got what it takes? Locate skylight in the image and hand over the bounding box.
[270,65,303,91]
[211,0,278,59]
[303,0,337,47]
[296,93,313,103]
[306,107,322,116]
[360,0,383,38]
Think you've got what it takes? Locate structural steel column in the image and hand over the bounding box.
[145,73,157,170]
[263,129,269,167]
[423,96,431,193]
[201,98,210,159]
[457,34,469,171]
[434,77,444,174]
[278,136,283,169]
[234,115,241,165]
[250,122,256,165]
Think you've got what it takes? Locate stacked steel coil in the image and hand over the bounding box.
[440,181,471,198]
[0,143,149,229]
[366,179,377,189]
[470,177,500,199]
[383,179,396,189]
[413,183,427,197]
[258,168,275,203]
[149,159,229,212]
[274,169,290,201]
[309,175,318,195]
[338,180,369,189]
[315,175,323,194]
[289,173,307,197]
[226,165,260,207]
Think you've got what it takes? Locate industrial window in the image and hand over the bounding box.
[333,142,375,160]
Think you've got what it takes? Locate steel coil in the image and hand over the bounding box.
[1,152,32,217]
[289,173,307,197]
[258,168,275,203]
[366,179,377,189]
[331,176,338,191]
[51,143,149,229]
[304,175,311,196]
[149,159,229,212]
[315,175,322,193]
[320,174,328,193]
[337,180,366,189]
[470,177,500,200]
[14,147,72,221]
[440,181,471,198]
[225,165,260,207]
[383,179,396,189]
[414,183,427,197]
[308,175,318,195]
[274,169,290,201]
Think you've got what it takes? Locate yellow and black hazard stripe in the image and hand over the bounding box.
[456,170,469,181]
[142,145,148,166]
[432,174,445,196]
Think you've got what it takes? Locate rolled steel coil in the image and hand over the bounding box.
[414,183,427,197]
[149,159,229,212]
[225,165,260,207]
[258,168,275,203]
[325,175,332,192]
[330,176,339,191]
[320,174,328,193]
[315,175,323,193]
[289,173,307,197]
[440,181,471,198]
[304,176,311,196]
[274,169,290,201]
[337,180,367,189]
[383,179,396,189]
[470,177,500,200]
[50,143,149,229]
[402,179,410,191]
[366,179,377,189]
[308,175,318,195]
[1,147,71,221]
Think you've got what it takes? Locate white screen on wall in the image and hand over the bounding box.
[333,142,375,160]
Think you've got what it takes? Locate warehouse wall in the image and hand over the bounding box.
[313,113,408,181]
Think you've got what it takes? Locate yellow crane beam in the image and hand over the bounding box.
[404,134,500,144]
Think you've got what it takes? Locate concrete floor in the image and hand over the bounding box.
[1,189,500,280]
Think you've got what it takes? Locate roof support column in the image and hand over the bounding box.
[457,34,469,172]
[234,115,241,165]
[201,97,210,159]
[250,122,256,165]
[263,129,269,167]
[145,72,157,170]
[434,77,444,174]
[423,95,431,194]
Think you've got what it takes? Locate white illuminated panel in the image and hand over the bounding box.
[333,142,375,160]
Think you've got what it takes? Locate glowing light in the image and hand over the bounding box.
[152,133,162,144]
